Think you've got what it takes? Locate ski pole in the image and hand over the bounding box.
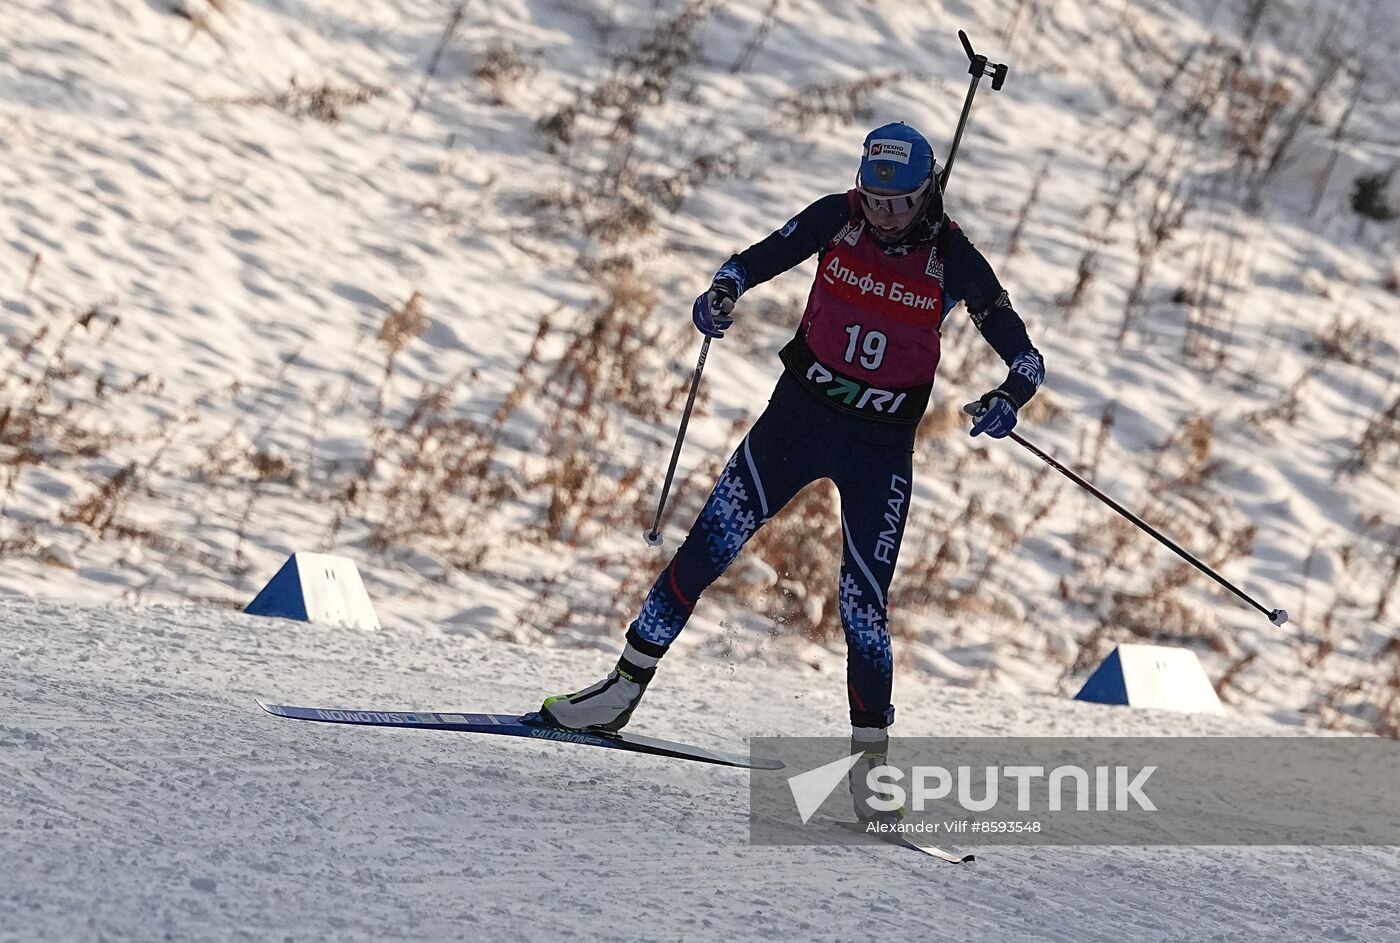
[940,30,1009,192]
[643,337,711,546]
[983,418,1288,626]
[943,36,1284,626]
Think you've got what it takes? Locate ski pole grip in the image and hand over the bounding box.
[957,30,1007,88]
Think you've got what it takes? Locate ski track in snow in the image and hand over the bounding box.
[2,598,1395,943]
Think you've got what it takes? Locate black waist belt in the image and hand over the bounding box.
[778,334,932,425]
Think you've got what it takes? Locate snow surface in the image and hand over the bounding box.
[3,0,1400,937]
[3,597,1397,943]
[3,0,1398,734]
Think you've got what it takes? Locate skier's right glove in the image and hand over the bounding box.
[691,261,746,339]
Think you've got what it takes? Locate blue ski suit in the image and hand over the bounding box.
[624,192,1045,729]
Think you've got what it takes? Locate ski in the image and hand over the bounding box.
[256,701,784,770]
[834,820,975,864]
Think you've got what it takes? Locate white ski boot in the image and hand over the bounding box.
[539,644,658,732]
[850,726,904,824]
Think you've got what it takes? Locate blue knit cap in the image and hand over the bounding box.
[859,122,935,192]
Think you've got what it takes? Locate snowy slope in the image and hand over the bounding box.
[2,1,1400,746]
[3,597,1397,943]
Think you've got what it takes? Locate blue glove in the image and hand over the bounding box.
[964,391,1018,438]
[691,277,739,338]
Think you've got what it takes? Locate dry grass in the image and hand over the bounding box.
[233,78,385,125]
[475,43,536,104]
[775,72,921,130]
[533,1,742,245]
[1338,394,1400,479]
[406,2,468,123]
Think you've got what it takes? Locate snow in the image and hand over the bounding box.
[2,0,1400,936]
[4,597,1397,942]
[6,0,1400,725]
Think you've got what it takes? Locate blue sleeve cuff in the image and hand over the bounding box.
[995,350,1045,409]
[714,259,748,296]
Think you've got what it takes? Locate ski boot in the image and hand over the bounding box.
[850,726,905,825]
[539,644,658,732]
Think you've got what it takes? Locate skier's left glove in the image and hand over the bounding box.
[964,390,1019,438]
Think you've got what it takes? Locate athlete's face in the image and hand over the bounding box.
[859,177,932,236]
